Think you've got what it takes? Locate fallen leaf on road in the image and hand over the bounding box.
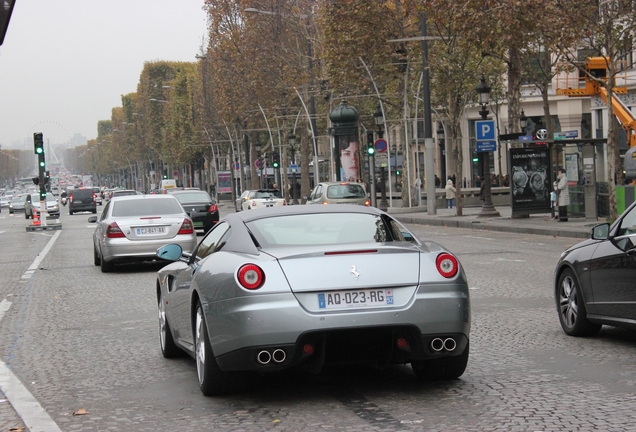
[9,427,25,432]
[73,408,90,416]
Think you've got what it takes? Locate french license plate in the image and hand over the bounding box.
[265,202,274,207]
[318,289,393,309]
[136,227,166,235]
[74,199,82,203]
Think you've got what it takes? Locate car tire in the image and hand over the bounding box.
[69,209,74,215]
[100,254,114,273]
[411,341,469,381]
[557,268,602,336]
[92,208,97,214]
[195,301,231,396]
[93,246,100,266]
[158,291,182,358]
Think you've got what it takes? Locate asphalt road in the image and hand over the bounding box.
[1,206,636,431]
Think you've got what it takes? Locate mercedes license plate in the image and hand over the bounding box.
[136,227,166,235]
[318,289,393,309]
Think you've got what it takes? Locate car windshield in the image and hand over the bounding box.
[326,184,366,199]
[11,196,23,203]
[247,213,390,247]
[112,198,184,217]
[174,192,212,203]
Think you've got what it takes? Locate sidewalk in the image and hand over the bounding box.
[390,204,602,239]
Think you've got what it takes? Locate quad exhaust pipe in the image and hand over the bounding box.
[430,337,457,352]
[257,349,287,365]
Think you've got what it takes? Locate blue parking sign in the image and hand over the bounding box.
[475,120,496,141]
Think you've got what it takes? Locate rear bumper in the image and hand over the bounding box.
[101,236,197,263]
[201,286,470,373]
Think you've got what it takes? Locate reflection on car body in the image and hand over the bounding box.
[555,201,636,336]
[156,205,470,396]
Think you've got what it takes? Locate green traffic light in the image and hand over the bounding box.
[36,147,43,154]
[367,147,375,156]
[396,170,400,175]
[273,162,279,168]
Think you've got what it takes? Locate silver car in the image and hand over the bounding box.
[8,195,25,213]
[156,205,470,396]
[89,195,198,273]
[306,182,370,206]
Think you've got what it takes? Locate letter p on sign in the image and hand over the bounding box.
[475,120,496,141]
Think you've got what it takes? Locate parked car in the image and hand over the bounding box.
[170,190,219,234]
[89,194,198,273]
[237,189,285,211]
[25,193,60,219]
[306,182,370,206]
[68,188,97,215]
[155,205,470,396]
[8,195,25,214]
[555,200,636,336]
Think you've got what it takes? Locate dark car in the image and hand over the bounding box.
[68,188,97,215]
[171,190,219,234]
[111,189,143,199]
[555,201,636,336]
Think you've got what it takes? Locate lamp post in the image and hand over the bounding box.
[437,122,446,183]
[374,105,388,211]
[476,77,500,217]
[288,132,299,204]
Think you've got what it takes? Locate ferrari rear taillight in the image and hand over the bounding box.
[208,204,218,213]
[436,253,458,278]
[178,219,194,235]
[364,200,370,206]
[237,264,265,290]
[106,222,125,238]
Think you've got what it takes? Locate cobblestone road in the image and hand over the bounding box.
[1,209,636,431]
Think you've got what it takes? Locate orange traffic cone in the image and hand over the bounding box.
[32,209,41,226]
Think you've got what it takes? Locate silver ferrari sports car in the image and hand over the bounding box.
[156,205,470,395]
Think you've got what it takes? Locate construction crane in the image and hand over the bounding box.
[556,57,636,178]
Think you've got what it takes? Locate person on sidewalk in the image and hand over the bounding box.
[445,178,456,208]
[550,183,558,220]
[556,168,569,222]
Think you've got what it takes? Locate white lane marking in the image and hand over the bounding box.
[464,235,495,240]
[493,257,527,263]
[0,359,63,432]
[0,230,5,234]
[0,299,11,321]
[26,230,61,273]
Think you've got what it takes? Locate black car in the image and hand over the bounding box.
[555,201,636,336]
[171,190,219,234]
[68,188,97,215]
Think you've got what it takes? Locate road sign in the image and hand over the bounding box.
[553,132,567,141]
[254,159,261,168]
[476,140,497,152]
[565,130,578,138]
[289,164,298,173]
[518,135,533,141]
[233,162,240,170]
[475,120,496,141]
[375,153,388,167]
[374,138,388,153]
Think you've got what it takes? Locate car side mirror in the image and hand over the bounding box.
[591,223,610,240]
[87,216,98,223]
[157,244,183,261]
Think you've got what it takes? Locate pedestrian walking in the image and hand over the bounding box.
[445,179,456,208]
[556,168,569,222]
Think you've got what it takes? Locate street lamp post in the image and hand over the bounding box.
[374,105,389,211]
[476,77,500,217]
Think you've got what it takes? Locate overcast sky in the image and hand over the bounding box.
[0,0,208,149]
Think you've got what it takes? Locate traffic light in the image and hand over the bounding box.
[40,188,47,200]
[32,176,39,185]
[38,153,46,169]
[396,169,401,176]
[34,132,44,155]
[367,132,375,156]
[163,169,168,179]
[272,151,280,169]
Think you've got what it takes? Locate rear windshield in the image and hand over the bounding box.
[112,198,184,217]
[246,213,393,247]
[252,190,281,199]
[326,184,366,199]
[71,189,94,199]
[174,191,212,203]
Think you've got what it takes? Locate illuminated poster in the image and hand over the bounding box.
[509,147,552,214]
[336,135,360,182]
[218,171,232,194]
